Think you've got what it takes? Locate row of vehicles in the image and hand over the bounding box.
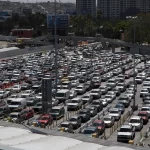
[117,61,150,143]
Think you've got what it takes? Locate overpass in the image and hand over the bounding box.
[57,35,150,55]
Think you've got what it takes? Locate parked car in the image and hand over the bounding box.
[117,124,135,142]
[92,120,105,134]
[58,121,74,133]
[69,115,82,129]
[103,115,115,128]
[38,114,53,126]
[83,126,100,138]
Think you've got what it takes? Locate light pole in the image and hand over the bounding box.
[100,26,103,35]
[126,16,138,111]
[54,0,58,92]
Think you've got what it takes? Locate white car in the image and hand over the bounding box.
[129,116,143,131]
[12,85,21,93]
[0,90,8,99]
[109,108,121,121]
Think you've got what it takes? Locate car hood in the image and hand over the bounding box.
[33,106,42,108]
[38,120,48,123]
[82,98,89,100]
[67,103,78,106]
[91,93,99,95]
[117,132,132,136]
[129,123,140,126]
[109,113,119,117]
[104,121,111,124]
[70,121,77,124]
[78,114,86,117]
[9,105,19,108]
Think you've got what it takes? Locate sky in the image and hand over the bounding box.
[8,0,76,3]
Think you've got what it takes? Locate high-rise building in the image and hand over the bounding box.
[97,0,150,19]
[97,0,120,19]
[76,0,96,18]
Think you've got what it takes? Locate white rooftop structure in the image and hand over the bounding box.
[0,126,144,150]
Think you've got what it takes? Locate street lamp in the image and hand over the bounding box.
[54,0,58,92]
[126,16,138,111]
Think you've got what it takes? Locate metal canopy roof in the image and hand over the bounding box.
[0,123,146,150]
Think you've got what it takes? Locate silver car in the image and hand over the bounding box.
[109,108,121,121]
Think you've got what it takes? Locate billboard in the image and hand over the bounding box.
[47,14,69,29]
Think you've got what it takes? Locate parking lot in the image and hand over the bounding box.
[0,43,150,146]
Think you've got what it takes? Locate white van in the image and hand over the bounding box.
[55,89,70,103]
[8,98,26,111]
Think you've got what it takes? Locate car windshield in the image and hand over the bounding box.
[83,129,95,134]
[51,109,59,113]
[117,83,124,86]
[77,87,82,89]
[40,117,48,120]
[10,114,18,118]
[69,118,77,121]
[10,95,17,98]
[10,102,21,105]
[115,105,123,108]
[0,91,4,94]
[61,124,69,128]
[93,122,102,126]
[104,118,111,121]
[119,128,131,132]
[130,119,140,123]
[105,95,111,98]
[141,108,149,111]
[79,111,86,114]
[136,77,142,79]
[36,103,42,106]
[91,91,97,93]
[110,110,118,114]
[71,100,78,103]
[13,86,19,88]
[92,102,99,105]
[83,96,89,98]
[138,113,147,117]
[119,97,128,100]
[56,93,65,97]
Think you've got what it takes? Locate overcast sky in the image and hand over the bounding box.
[9,0,76,3]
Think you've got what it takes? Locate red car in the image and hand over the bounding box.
[38,114,53,126]
[92,120,105,134]
[138,111,149,124]
[20,109,34,120]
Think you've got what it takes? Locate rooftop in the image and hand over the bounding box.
[0,120,147,150]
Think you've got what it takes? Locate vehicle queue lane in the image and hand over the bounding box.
[47,61,138,129]
[73,62,143,134]
[50,60,144,131]
[104,63,147,145]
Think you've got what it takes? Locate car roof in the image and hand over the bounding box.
[121,124,132,128]
[84,126,97,130]
[61,121,70,125]
[93,119,103,123]
[130,115,141,119]
[52,106,64,109]
[10,112,19,115]
[109,108,119,111]
[56,89,69,93]
[138,111,148,114]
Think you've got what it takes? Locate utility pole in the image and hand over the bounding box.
[54,0,58,92]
